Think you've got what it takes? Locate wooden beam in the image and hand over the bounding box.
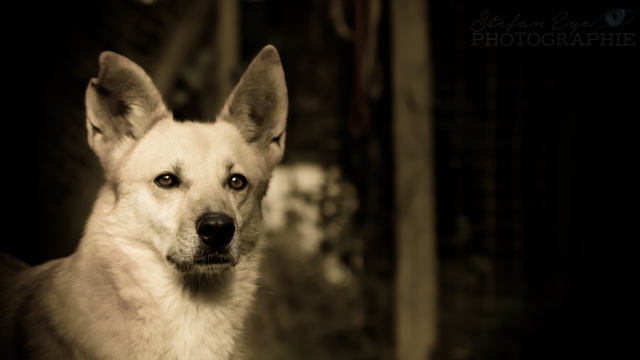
[151,0,212,96]
[390,0,438,359]
[206,0,240,119]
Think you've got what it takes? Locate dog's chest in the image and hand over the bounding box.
[158,292,241,360]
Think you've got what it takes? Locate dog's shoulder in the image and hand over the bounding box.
[0,252,30,279]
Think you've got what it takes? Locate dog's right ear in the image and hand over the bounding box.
[218,45,288,172]
[85,51,171,170]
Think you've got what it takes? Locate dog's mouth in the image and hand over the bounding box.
[194,253,233,266]
[166,252,236,273]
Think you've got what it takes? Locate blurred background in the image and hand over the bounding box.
[2,0,635,359]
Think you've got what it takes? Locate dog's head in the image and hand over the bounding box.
[84,46,287,275]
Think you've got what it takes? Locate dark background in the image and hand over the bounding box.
[2,0,636,359]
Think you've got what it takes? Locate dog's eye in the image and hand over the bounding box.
[228,174,247,190]
[155,173,180,188]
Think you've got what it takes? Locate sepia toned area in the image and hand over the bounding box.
[2,0,632,359]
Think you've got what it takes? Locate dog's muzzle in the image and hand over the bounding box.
[196,212,235,250]
[167,212,237,271]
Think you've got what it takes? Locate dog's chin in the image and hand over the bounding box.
[166,254,236,274]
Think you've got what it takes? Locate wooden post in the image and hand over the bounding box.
[200,0,239,120]
[390,0,438,359]
[214,0,239,114]
[151,0,212,95]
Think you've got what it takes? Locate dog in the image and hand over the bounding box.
[0,44,287,359]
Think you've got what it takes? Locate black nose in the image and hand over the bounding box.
[196,213,235,248]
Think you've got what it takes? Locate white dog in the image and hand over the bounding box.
[0,44,287,360]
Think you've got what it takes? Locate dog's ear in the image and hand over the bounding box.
[85,51,171,169]
[218,45,288,170]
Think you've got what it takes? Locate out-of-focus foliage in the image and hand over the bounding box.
[246,163,371,360]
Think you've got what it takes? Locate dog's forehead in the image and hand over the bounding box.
[129,119,255,169]
[153,119,242,150]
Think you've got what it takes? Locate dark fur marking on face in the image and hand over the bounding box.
[165,161,187,188]
[171,162,184,179]
[236,187,250,209]
[226,161,235,174]
[235,206,263,257]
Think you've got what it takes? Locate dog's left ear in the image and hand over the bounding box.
[85,51,171,171]
[218,45,288,170]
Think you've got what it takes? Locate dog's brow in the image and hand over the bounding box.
[226,160,235,173]
[172,161,183,176]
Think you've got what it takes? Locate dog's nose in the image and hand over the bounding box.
[196,213,235,248]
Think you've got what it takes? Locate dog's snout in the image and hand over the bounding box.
[196,213,235,248]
